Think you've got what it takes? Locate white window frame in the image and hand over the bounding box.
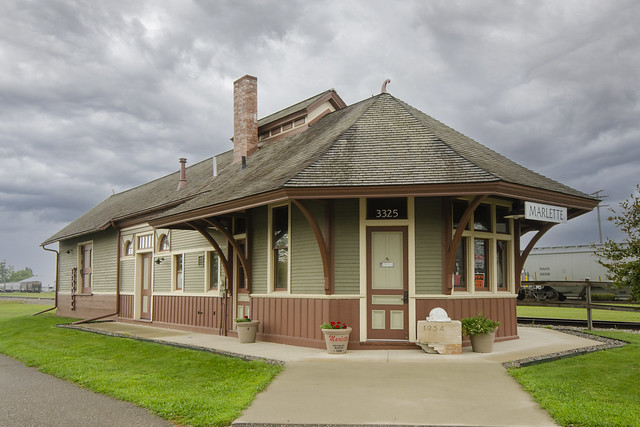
[267,202,291,293]
[205,250,221,295]
[452,199,514,294]
[172,253,184,292]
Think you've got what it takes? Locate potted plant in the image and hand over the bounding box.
[235,316,260,343]
[320,321,352,354]
[461,314,500,353]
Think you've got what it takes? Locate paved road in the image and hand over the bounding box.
[0,354,172,427]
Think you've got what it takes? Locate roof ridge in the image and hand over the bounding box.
[392,95,591,198]
[388,94,502,181]
[283,94,385,186]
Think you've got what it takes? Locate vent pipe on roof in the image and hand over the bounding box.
[177,157,187,190]
[381,79,391,93]
[233,75,259,164]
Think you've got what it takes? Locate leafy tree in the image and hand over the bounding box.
[9,267,34,282]
[0,260,14,284]
[596,185,640,301]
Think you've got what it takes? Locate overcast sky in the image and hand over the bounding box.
[1,0,639,282]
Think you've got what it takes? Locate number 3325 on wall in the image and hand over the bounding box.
[376,209,399,218]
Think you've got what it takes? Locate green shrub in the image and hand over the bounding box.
[591,293,616,301]
[461,313,500,336]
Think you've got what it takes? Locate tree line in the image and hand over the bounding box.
[0,261,34,283]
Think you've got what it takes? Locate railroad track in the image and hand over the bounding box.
[518,317,640,331]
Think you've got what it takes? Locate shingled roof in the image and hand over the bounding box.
[44,91,596,244]
[42,158,214,245]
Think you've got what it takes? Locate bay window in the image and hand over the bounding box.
[452,200,513,292]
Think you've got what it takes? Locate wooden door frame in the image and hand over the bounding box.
[139,252,152,320]
[233,239,250,321]
[79,243,93,294]
[366,226,409,340]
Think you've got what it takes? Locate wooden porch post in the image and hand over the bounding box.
[515,223,555,292]
[204,218,252,292]
[444,195,487,293]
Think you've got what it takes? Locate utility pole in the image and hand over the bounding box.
[590,190,609,244]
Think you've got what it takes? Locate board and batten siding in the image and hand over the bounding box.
[250,206,268,294]
[184,252,205,293]
[119,259,135,293]
[333,199,360,295]
[415,197,443,294]
[153,256,171,292]
[291,201,325,294]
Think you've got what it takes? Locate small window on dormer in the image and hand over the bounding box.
[294,117,305,127]
[159,234,169,251]
[271,126,281,136]
[259,131,270,140]
[282,121,293,131]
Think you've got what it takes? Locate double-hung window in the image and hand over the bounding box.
[272,206,289,291]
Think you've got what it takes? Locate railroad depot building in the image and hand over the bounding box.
[43,76,598,348]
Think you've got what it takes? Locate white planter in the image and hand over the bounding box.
[235,320,259,343]
[469,330,496,353]
[321,327,352,354]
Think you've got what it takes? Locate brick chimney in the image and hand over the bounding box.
[233,75,258,164]
[177,158,187,190]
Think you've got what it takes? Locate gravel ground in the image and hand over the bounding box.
[503,325,632,369]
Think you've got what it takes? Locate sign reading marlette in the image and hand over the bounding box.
[525,202,567,224]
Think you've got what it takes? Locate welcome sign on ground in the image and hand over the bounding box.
[525,201,567,223]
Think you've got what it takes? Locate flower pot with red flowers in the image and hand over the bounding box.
[320,321,352,354]
[235,316,260,343]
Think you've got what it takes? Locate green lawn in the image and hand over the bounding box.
[510,330,640,426]
[0,301,282,426]
[517,304,640,322]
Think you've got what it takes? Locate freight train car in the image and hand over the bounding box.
[521,244,631,300]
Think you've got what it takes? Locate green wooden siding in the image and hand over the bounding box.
[57,231,117,293]
[184,252,205,293]
[119,259,135,293]
[91,231,118,293]
[333,199,360,295]
[171,229,209,250]
[415,197,443,294]
[250,206,268,294]
[153,256,171,292]
[57,240,76,293]
[291,201,325,294]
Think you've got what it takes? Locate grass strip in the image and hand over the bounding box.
[509,330,640,426]
[0,301,282,426]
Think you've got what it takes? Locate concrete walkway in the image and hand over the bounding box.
[75,322,607,426]
[0,354,171,427]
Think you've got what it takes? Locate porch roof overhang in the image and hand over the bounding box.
[148,181,599,231]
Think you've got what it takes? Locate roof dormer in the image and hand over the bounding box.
[257,89,347,145]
